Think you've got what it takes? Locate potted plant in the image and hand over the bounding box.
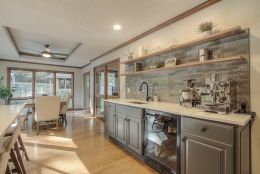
[197,21,217,36]
[124,49,135,60]
[0,76,13,104]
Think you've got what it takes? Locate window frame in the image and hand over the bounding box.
[7,67,74,109]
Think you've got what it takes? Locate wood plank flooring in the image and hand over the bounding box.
[21,111,158,174]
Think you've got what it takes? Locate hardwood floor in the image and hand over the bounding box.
[20,111,158,174]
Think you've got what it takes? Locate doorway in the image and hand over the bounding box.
[94,59,120,119]
[83,72,90,112]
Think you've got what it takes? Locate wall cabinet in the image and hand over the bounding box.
[181,116,250,174]
[105,101,144,156]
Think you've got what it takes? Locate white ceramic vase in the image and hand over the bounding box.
[202,30,212,37]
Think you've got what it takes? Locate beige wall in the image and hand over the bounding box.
[0,61,83,109]
[83,0,260,173]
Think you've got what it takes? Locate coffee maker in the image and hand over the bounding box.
[180,79,197,107]
[199,74,236,114]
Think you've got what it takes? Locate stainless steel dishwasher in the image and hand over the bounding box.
[143,109,181,174]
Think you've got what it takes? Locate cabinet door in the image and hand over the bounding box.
[106,109,116,137]
[116,112,127,145]
[181,132,233,174]
[127,115,142,155]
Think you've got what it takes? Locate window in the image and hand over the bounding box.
[59,79,65,89]
[66,79,71,89]
[10,70,33,98]
[7,68,74,109]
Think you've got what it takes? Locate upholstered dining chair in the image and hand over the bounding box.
[35,96,61,135]
[59,94,71,124]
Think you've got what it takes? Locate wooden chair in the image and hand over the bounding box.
[59,94,71,124]
[0,152,11,174]
[35,96,61,135]
[0,117,27,174]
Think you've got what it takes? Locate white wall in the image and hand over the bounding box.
[0,60,83,109]
[83,0,260,173]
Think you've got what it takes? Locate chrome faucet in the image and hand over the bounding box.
[139,82,151,101]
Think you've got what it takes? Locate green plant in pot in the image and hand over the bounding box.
[124,49,135,60]
[197,21,217,36]
[0,76,13,104]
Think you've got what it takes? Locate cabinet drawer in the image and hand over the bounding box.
[116,104,143,118]
[105,102,116,111]
[182,116,234,145]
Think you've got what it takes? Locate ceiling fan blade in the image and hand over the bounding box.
[51,53,69,56]
[22,48,41,53]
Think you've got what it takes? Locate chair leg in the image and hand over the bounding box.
[56,119,58,129]
[64,114,67,124]
[6,165,12,174]
[37,124,39,135]
[10,148,23,174]
[14,142,26,174]
[18,135,29,161]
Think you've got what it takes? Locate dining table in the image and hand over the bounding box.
[0,104,25,146]
[24,99,66,127]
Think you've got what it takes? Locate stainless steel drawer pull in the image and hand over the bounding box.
[200,127,206,132]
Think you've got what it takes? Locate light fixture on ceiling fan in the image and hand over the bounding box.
[42,45,51,57]
[23,44,69,58]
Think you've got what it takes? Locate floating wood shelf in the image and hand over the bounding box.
[121,26,244,65]
[121,56,245,76]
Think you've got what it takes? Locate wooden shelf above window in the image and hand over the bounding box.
[120,26,244,65]
[120,55,245,76]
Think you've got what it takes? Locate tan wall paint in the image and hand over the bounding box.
[84,0,260,173]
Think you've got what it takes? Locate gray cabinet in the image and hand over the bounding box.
[127,115,142,155]
[105,102,144,156]
[105,102,116,138]
[181,116,251,174]
[115,112,127,145]
[181,116,234,174]
[115,104,143,155]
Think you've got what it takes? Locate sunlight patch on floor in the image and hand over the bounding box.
[24,146,90,174]
[21,133,78,148]
[67,110,94,117]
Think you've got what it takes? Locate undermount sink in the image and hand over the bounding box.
[128,101,148,104]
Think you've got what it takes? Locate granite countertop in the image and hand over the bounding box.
[105,98,252,126]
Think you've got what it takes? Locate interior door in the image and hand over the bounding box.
[94,59,119,118]
[107,62,119,99]
[95,66,105,117]
[83,72,90,108]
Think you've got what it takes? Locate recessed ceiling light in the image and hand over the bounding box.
[113,25,121,30]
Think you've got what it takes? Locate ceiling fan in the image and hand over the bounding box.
[23,45,69,58]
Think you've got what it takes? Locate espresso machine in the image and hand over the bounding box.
[198,74,236,114]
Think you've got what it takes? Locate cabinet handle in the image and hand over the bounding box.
[200,127,206,132]
[113,115,116,117]
[181,137,186,141]
[108,105,111,107]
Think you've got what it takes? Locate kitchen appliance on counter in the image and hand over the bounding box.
[144,109,181,174]
[180,79,197,107]
[198,74,236,114]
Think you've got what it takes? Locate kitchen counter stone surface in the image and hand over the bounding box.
[106,99,251,126]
